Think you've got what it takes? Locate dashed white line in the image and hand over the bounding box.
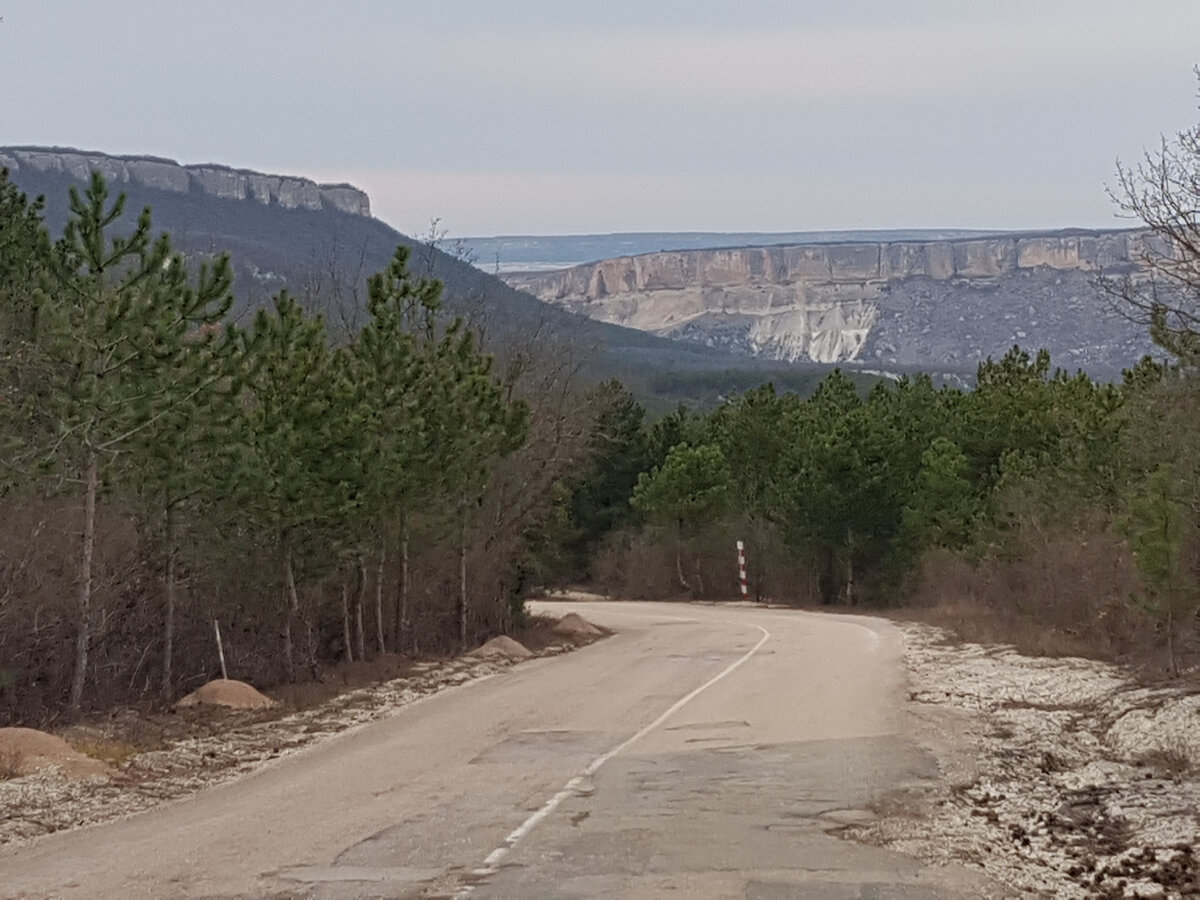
[455,618,771,896]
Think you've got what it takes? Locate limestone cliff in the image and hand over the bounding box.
[502,231,1160,375]
[0,147,370,217]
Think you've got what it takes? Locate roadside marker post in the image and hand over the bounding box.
[736,540,749,601]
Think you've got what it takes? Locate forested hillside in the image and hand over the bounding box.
[536,104,1199,673]
[2,149,819,409]
[0,172,590,722]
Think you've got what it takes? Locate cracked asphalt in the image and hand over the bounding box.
[0,601,1003,899]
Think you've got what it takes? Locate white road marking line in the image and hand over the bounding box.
[456,619,772,896]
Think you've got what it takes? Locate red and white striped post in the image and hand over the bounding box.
[736,540,749,601]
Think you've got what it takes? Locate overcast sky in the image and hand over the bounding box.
[2,1,1199,237]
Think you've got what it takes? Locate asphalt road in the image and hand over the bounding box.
[0,600,1003,898]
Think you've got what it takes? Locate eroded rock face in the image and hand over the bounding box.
[0,147,371,217]
[502,231,1159,373]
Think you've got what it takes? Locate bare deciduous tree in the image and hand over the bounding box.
[1106,69,1200,365]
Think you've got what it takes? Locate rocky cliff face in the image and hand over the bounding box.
[503,232,1160,375]
[0,147,371,217]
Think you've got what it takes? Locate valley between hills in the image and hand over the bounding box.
[2,146,1160,387]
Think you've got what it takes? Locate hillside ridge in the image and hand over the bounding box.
[0,146,371,217]
[2,146,815,409]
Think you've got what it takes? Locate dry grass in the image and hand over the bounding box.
[267,654,421,710]
[66,739,143,768]
[263,616,576,711]
[900,597,1101,659]
[898,530,1155,664]
[591,518,818,604]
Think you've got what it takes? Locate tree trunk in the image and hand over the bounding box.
[693,554,705,598]
[675,546,693,595]
[161,504,177,701]
[374,544,386,655]
[283,589,292,674]
[69,452,99,717]
[817,546,839,605]
[283,549,300,681]
[355,555,367,662]
[845,555,855,606]
[341,574,354,663]
[750,519,768,602]
[1167,595,1178,677]
[395,518,410,653]
[458,509,468,647]
[305,616,319,679]
[674,528,693,595]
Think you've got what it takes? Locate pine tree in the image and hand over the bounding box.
[124,252,236,699]
[348,246,441,653]
[34,173,235,715]
[420,319,527,645]
[350,246,527,648]
[0,170,55,485]
[1120,464,1195,675]
[631,442,733,596]
[232,291,361,678]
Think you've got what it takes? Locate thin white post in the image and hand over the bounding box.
[736,540,749,601]
[213,619,229,680]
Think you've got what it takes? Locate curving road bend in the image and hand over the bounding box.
[0,600,1004,898]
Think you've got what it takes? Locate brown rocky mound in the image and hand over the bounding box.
[552,612,603,637]
[175,679,276,710]
[468,635,533,660]
[0,727,111,779]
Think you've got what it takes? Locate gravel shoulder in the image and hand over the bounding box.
[0,622,600,846]
[853,623,1200,898]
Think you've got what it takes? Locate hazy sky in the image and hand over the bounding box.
[2,1,1199,237]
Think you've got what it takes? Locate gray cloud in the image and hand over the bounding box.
[2,1,1197,235]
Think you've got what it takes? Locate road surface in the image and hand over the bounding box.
[0,600,1004,898]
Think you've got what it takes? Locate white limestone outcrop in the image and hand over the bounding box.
[0,147,371,217]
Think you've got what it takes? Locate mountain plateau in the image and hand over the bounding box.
[0,146,371,217]
[503,233,1162,377]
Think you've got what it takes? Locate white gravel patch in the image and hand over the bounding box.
[849,624,1200,898]
[0,645,577,846]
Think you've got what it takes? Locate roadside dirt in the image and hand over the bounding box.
[851,623,1200,898]
[174,678,276,709]
[0,615,603,845]
[0,729,111,780]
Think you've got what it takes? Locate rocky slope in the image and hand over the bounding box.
[504,232,1163,377]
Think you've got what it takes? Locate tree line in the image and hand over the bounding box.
[548,350,1195,672]
[536,88,1200,674]
[0,172,593,723]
